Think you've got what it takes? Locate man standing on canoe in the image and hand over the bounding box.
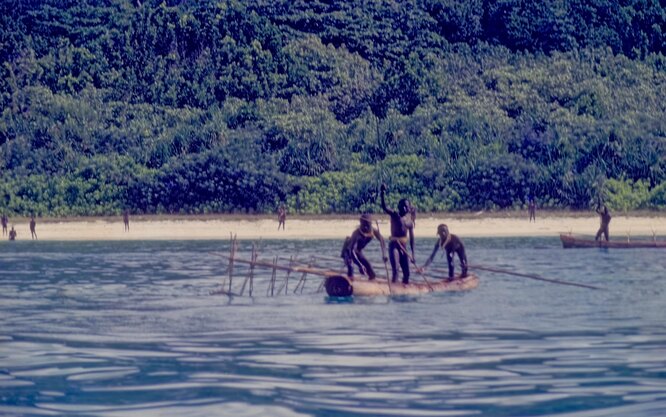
[340,214,387,280]
[380,183,415,284]
[421,224,468,281]
[595,203,611,241]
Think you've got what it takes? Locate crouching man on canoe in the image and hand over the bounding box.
[340,214,387,280]
[380,183,415,284]
[421,224,468,281]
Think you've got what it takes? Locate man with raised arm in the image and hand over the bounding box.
[595,203,611,241]
[380,183,415,284]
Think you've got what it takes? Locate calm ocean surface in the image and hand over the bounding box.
[0,237,665,417]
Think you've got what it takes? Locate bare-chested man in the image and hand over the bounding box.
[30,215,37,240]
[422,224,468,280]
[340,214,387,280]
[380,183,415,284]
[528,197,536,222]
[1,213,7,236]
[595,204,611,241]
[123,210,130,232]
[277,205,286,231]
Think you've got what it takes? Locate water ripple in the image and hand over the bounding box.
[1,239,665,416]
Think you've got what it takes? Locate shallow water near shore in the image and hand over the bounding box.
[0,237,665,417]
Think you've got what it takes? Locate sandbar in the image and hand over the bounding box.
[2,211,664,241]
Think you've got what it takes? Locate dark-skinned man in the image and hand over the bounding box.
[421,224,468,281]
[595,203,612,241]
[380,183,415,284]
[277,204,286,231]
[340,214,387,280]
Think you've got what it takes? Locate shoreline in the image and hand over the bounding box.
[1,211,664,241]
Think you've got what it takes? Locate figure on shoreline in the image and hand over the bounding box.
[380,183,415,284]
[595,203,611,241]
[528,196,536,222]
[1,213,7,236]
[123,210,130,232]
[30,215,37,240]
[340,214,387,280]
[277,204,286,231]
[8,225,16,241]
[421,224,468,280]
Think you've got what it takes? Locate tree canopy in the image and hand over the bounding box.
[1,0,665,215]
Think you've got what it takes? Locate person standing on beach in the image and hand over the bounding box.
[8,225,16,241]
[123,210,130,232]
[1,213,7,236]
[380,183,415,284]
[528,197,536,222]
[595,203,611,241]
[277,204,286,231]
[421,224,468,280]
[340,214,387,281]
[30,215,37,240]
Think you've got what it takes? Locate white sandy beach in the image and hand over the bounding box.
[2,212,665,241]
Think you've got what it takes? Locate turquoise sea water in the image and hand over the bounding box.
[0,237,665,417]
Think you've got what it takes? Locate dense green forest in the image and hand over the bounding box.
[1,0,665,216]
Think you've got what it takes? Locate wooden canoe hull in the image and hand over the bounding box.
[560,234,666,249]
[324,273,479,297]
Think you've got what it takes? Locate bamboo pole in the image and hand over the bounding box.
[249,247,256,297]
[239,243,256,296]
[227,233,237,293]
[397,240,434,291]
[465,264,603,290]
[310,254,345,262]
[293,253,391,280]
[210,252,357,296]
[250,244,257,295]
[376,220,392,295]
[293,257,313,294]
[210,253,342,277]
[209,288,239,296]
[303,254,394,280]
[276,256,294,295]
[285,256,293,294]
[269,256,279,297]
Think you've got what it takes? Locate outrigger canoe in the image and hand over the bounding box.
[324,273,479,297]
[560,233,666,249]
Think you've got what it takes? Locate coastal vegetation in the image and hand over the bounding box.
[1,0,665,215]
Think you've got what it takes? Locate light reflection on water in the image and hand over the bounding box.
[0,238,665,417]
